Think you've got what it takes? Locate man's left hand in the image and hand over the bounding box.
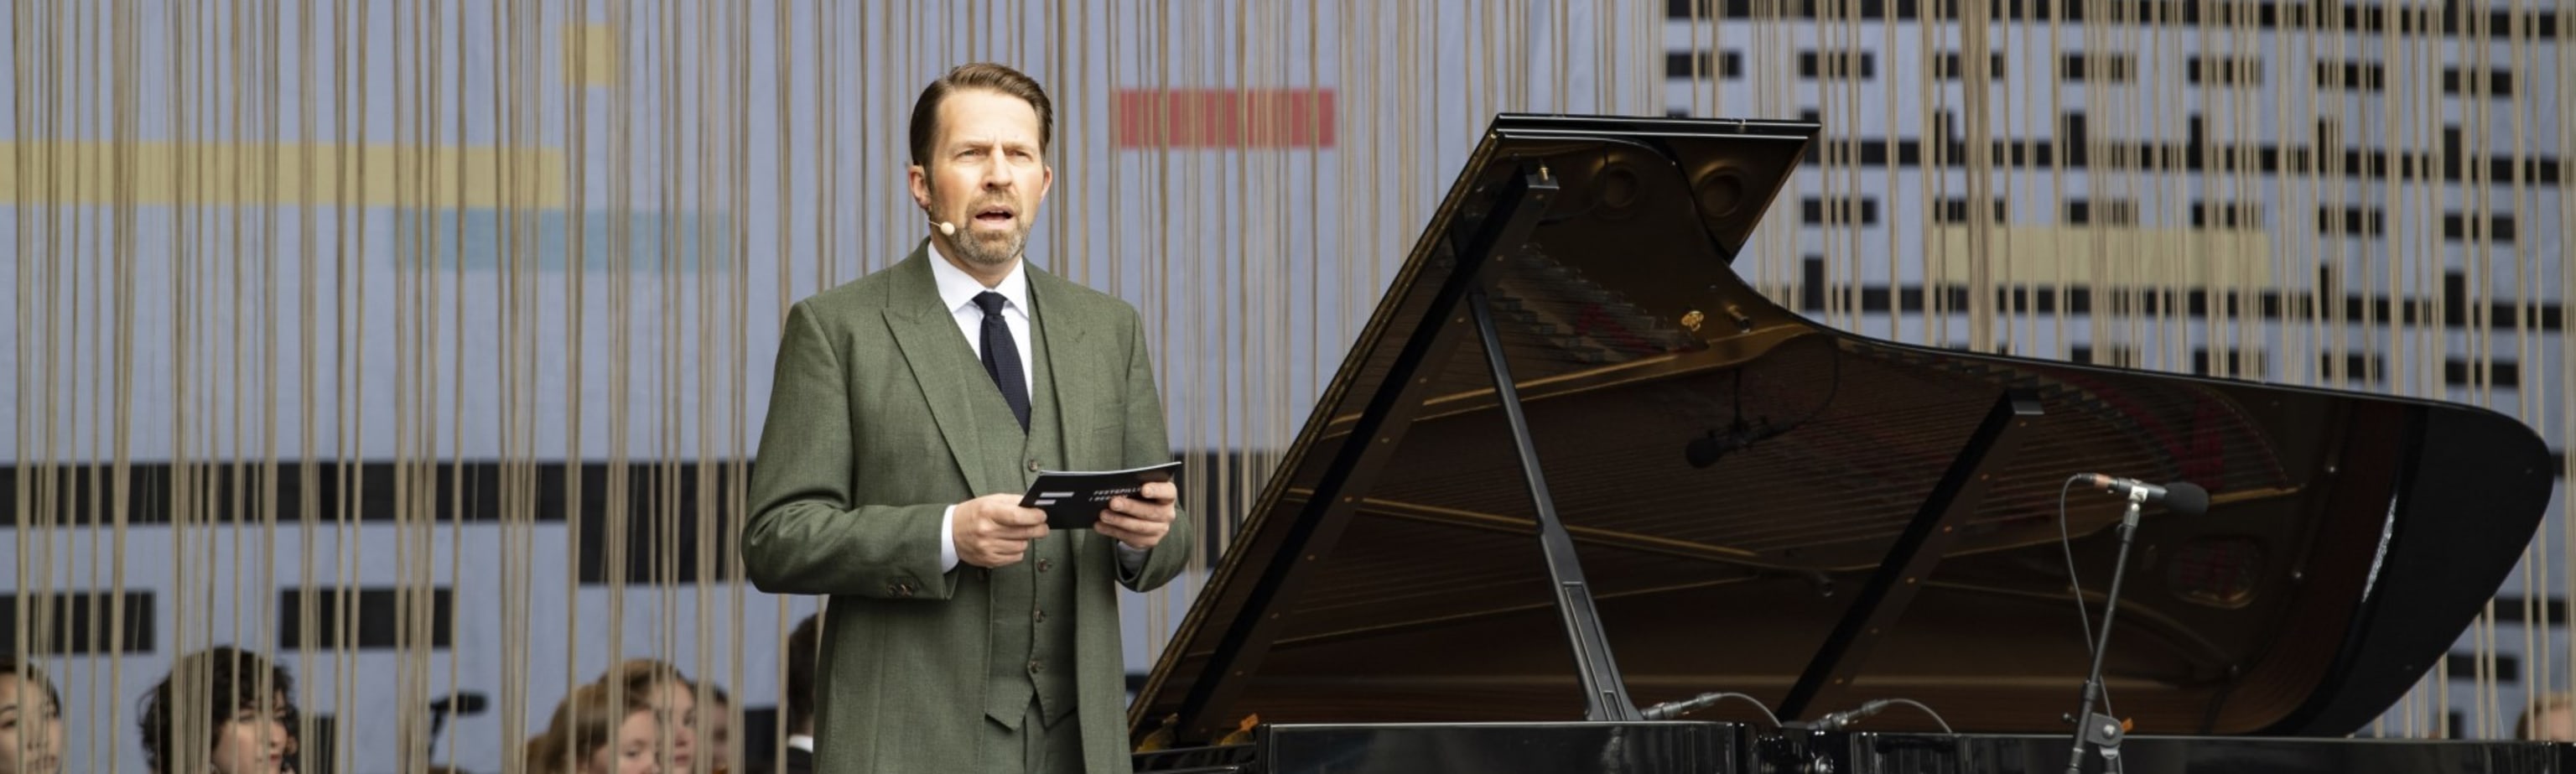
[1095,481,1177,550]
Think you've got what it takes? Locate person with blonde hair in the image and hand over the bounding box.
[595,660,699,774]
[525,682,662,774]
[2517,691,2576,741]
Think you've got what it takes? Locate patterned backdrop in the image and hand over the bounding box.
[2,1,2566,773]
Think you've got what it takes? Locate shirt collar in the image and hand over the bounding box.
[787,734,815,752]
[927,240,1031,316]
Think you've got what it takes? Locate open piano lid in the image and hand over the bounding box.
[1128,114,2555,746]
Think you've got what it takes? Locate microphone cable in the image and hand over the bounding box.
[1806,698,1957,734]
[2057,473,2117,719]
[1639,691,1784,727]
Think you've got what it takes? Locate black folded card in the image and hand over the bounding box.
[1021,461,1183,530]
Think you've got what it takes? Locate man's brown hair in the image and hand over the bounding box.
[907,63,1054,166]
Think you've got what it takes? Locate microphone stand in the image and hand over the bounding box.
[2063,494,2143,774]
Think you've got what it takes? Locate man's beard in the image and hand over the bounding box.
[951,225,1025,269]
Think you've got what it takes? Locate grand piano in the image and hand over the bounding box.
[1124,115,2567,773]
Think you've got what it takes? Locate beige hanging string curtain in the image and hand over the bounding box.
[4,3,2567,774]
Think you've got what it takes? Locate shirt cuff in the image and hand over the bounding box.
[939,504,960,573]
[1114,541,1149,574]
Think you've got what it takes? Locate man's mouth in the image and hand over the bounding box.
[972,205,1015,226]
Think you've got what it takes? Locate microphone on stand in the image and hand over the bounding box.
[2061,471,2199,774]
[426,691,488,763]
[2080,474,2210,515]
[428,692,488,717]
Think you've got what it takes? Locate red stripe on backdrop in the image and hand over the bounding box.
[1114,89,1337,149]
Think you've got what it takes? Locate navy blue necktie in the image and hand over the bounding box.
[973,291,1031,431]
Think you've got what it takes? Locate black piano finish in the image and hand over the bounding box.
[1129,113,2559,773]
[1135,721,1740,774]
[1758,730,2573,774]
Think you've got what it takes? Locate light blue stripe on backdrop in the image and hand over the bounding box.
[399,209,736,272]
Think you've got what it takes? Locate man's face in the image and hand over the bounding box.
[910,88,1052,274]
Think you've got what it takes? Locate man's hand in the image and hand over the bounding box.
[1095,481,1177,551]
[953,493,1049,568]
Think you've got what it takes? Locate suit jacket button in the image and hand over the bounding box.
[1026,460,1041,472]
[1026,659,1043,674]
[1036,559,1053,573]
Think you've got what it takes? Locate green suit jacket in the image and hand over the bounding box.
[743,244,1192,774]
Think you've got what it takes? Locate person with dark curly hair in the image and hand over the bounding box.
[1,656,65,774]
[138,647,297,774]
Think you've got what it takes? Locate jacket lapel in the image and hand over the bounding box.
[1030,267,1106,569]
[882,243,997,497]
[1029,268,1101,470]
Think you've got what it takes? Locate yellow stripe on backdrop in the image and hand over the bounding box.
[4,3,2568,773]
[0,143,568,206]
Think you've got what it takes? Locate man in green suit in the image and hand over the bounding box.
[742,62,1191,774]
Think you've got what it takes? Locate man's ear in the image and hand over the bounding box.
[907,164,931,210]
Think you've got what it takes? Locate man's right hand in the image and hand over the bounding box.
[953,493,1050,568]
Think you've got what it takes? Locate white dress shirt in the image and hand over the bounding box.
[926,245,1035,398]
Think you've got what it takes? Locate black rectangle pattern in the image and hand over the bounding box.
[1665,0,2563,42]
[2192,347,2272,377]
[1797,49,1877,80]
[2442,67,2513,96]
[2188,56,2263,86]
[1665,49,1745,79]
[2322,354,2523,388]
[0,460,748,528]
[1936,51,2007,80]
[2443,212,2516,243]
[2317,206,2387,236]
[2190,201,2264,229]
[2440,651,2519,683]
[278,587,454,650]
[2317,60,2388,91]
[1801,196,1882,226]
[2065,199,2137,226]
[2059,52,2133,82]
[0,590,153,655]
[1936,197,2009,224]
[1794,258,2565,334]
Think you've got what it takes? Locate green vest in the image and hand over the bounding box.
[979,304,1081,730]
